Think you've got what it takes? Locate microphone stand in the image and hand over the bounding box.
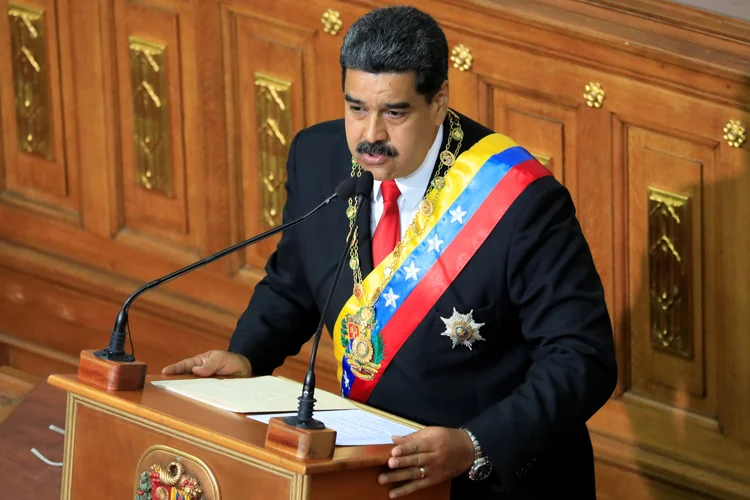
[77,179,356,392]
[264,176,371,460]
[282,192,364,431]
[96,192,341,363]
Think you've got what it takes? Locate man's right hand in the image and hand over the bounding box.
[161,350,252,378]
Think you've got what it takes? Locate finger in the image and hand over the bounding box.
[388,452,432,469]
[392,435,429,457]
[378,466,427,485]
[191,356,221,376]
[162,355,205,375]
[388,478,434,499]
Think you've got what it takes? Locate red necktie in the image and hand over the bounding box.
[372,180,401,267]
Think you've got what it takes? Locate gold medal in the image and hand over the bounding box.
[420,199,434,217]
[440,150,455,167]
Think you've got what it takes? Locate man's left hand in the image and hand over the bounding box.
[378,426,475,498]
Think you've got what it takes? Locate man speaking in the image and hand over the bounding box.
[163,6,617,499]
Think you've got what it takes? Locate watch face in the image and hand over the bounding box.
[470,461,492,481]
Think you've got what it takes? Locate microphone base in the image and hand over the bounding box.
[77,349,147,391]
[265,416,337,460]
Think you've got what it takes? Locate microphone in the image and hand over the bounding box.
[94,175,359,363]
[283,170,374,430]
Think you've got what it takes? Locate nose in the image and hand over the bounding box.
[363,114,387,144]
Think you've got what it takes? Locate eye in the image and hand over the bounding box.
[386,110,406,118]
[349,105,364,113]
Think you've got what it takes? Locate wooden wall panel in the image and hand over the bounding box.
[625,127,713,416]
[228,7,315,271]
[112,0,203,251]
[0,0,80,220]
[716,133,750,446]
[492,90,576,184]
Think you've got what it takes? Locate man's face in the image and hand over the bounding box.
[344,69,448,181]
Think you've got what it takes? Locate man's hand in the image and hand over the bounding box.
[378,427,475,498]
[161,350,252,378]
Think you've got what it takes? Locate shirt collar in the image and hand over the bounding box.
[372,123,444,209]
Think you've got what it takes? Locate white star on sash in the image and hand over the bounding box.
[404,261,421,281]
[383,288,399,308]
[450,206,468,224]
[427,234,444,253]
[343,372,350,390]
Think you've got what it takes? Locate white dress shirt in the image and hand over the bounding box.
[370,124,444,238]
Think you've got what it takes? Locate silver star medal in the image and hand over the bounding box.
[440,308,486,349]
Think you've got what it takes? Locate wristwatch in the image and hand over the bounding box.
[462,428,493,481]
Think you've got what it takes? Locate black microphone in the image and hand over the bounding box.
[284,170,374,430]
[94,176,359,363]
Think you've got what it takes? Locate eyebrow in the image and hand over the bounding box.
[344,93,411,110]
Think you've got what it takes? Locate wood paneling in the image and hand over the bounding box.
[113,0,202,250]
[626,127,713,416]
[70,402,294,500]
[0,0,748,498]
[229,6,315,271]
[0,0,81,220]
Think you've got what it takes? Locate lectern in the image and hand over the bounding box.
[46,373,451,500]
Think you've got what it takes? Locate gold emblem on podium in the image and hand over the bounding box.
[134,446,219,500]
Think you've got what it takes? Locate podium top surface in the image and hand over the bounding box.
[47,373,404,475]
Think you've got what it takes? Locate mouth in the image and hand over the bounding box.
[359,153,389,166]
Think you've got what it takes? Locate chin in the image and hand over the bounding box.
[359,164,393,181]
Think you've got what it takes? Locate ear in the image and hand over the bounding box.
[433,80,449,126]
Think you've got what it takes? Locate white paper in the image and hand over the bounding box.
[150,376,356,413]
[248,409,420,446]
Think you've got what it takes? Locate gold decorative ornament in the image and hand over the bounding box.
[129,37,173,196]
[450,44,473,72]
[647,187,693,359]
[723,119,746,148]
[9,3,52,159]
[321,8,342,35]
[136,461,205,500]
[133,445,219,500]
[583,82,605,108]
[255,73,292,227]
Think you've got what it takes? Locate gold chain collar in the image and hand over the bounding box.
[344,109,464,316]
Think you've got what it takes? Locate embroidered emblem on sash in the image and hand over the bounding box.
[440,308,486,350]
[340,310,385,381]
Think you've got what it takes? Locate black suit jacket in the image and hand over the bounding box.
[229,110,618,499]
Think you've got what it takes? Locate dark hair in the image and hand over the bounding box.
[339,6,448,103]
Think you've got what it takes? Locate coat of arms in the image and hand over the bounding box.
[340,308,385,380]
[135,461,205,500]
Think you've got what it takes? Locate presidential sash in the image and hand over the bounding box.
[334,133,551,402]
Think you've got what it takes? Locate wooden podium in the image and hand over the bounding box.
[46,372,451,500]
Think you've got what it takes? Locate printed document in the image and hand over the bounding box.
[151,376,356,413]
[249,409,420,446]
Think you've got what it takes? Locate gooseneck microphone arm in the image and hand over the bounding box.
[96,176,359,362]
[284,171,374,430]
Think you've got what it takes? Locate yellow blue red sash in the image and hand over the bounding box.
[334,133,551,402]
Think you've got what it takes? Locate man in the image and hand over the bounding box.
[163,6,617,499]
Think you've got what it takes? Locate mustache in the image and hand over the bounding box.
[356,141,398,158]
